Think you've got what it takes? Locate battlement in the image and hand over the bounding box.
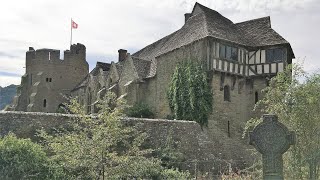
[26,43,86,62]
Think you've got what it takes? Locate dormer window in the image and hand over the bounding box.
[266,48,285,63]
[219,44,238,61]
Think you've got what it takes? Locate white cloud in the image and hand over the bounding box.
[0,76,21,87]
[0,0,319,86]
[0,56,25,74]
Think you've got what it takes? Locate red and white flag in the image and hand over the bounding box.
[71,20,78,29]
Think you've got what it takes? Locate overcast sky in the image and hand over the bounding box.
[0,0,319,87]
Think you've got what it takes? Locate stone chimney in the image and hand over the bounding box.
[118,49,127,62]
[184,13,191,23]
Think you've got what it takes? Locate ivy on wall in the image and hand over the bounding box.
[167,61,213,127]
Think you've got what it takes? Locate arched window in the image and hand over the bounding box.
[255,91,259,104]
[224,85,230,102]
[43,99,47,107]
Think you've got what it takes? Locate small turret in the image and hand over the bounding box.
[64,43,86,62]
[70,43,86,55]
[26,47,35,72]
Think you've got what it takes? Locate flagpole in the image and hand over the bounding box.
[70,18,72,46]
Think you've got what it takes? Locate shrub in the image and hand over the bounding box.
[126,102,154,118]
[0,133,65,179]
[39,92,186,179]
[160,168,190,179]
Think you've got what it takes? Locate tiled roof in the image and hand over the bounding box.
[132,56,152,79]
[91,62,111,76]
[96,62,111,71]
[235,17,288,47]
[133,2,293,60]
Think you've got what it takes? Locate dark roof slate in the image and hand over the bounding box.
[133,12,208,60]
[132,57,152,79]
[133,2,292,60]
[235,16,289,47]
[91,62,111,76]
[96,62,111,71]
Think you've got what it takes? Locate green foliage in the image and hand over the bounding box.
[0,133,65,180]
[56,104,69,114]
[242,117,262,139]
[154,129,185,169]
[160,168,191,179]
[0,84,17,110]
[39,92,189,179]
[125,102,154,118]
[244,64,320,179]
[167,61,213,127]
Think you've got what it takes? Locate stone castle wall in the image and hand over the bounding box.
[0,111,254,175]
[135,37,268,162]
[141,39,208,118]
[11,44,89,113]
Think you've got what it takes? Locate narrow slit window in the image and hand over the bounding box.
[220,73,225,91]
[224,85,231,102]
[231,76,236,90]
[30,74,33,85]
[255,91,259,104]
[43,99,47,107]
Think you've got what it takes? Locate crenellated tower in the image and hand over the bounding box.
[10,43,89,113]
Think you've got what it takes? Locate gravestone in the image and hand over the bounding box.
[249,114,295,180]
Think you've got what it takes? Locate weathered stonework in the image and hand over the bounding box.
[0,111,252,176]
[249,115,295,180]
[8,44,89,113]
[6,2,295,175]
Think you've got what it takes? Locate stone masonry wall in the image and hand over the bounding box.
[147,39,208,118]
[12,44,89,113]
[0,111,254,176]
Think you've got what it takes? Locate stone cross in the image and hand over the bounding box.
[249,114,295,180]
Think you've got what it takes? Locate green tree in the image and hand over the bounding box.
[39,92,189,179]
[244,64,320,179]
[167,61,213,127]
[0,133,65,180]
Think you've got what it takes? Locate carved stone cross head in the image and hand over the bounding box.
[249,114,295,180]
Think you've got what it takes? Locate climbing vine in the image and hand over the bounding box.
[167,61,213,127]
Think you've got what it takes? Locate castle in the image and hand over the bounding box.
[9,44,88,112]
[9,3,294,156]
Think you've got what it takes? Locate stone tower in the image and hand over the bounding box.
[10,43,89,113]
